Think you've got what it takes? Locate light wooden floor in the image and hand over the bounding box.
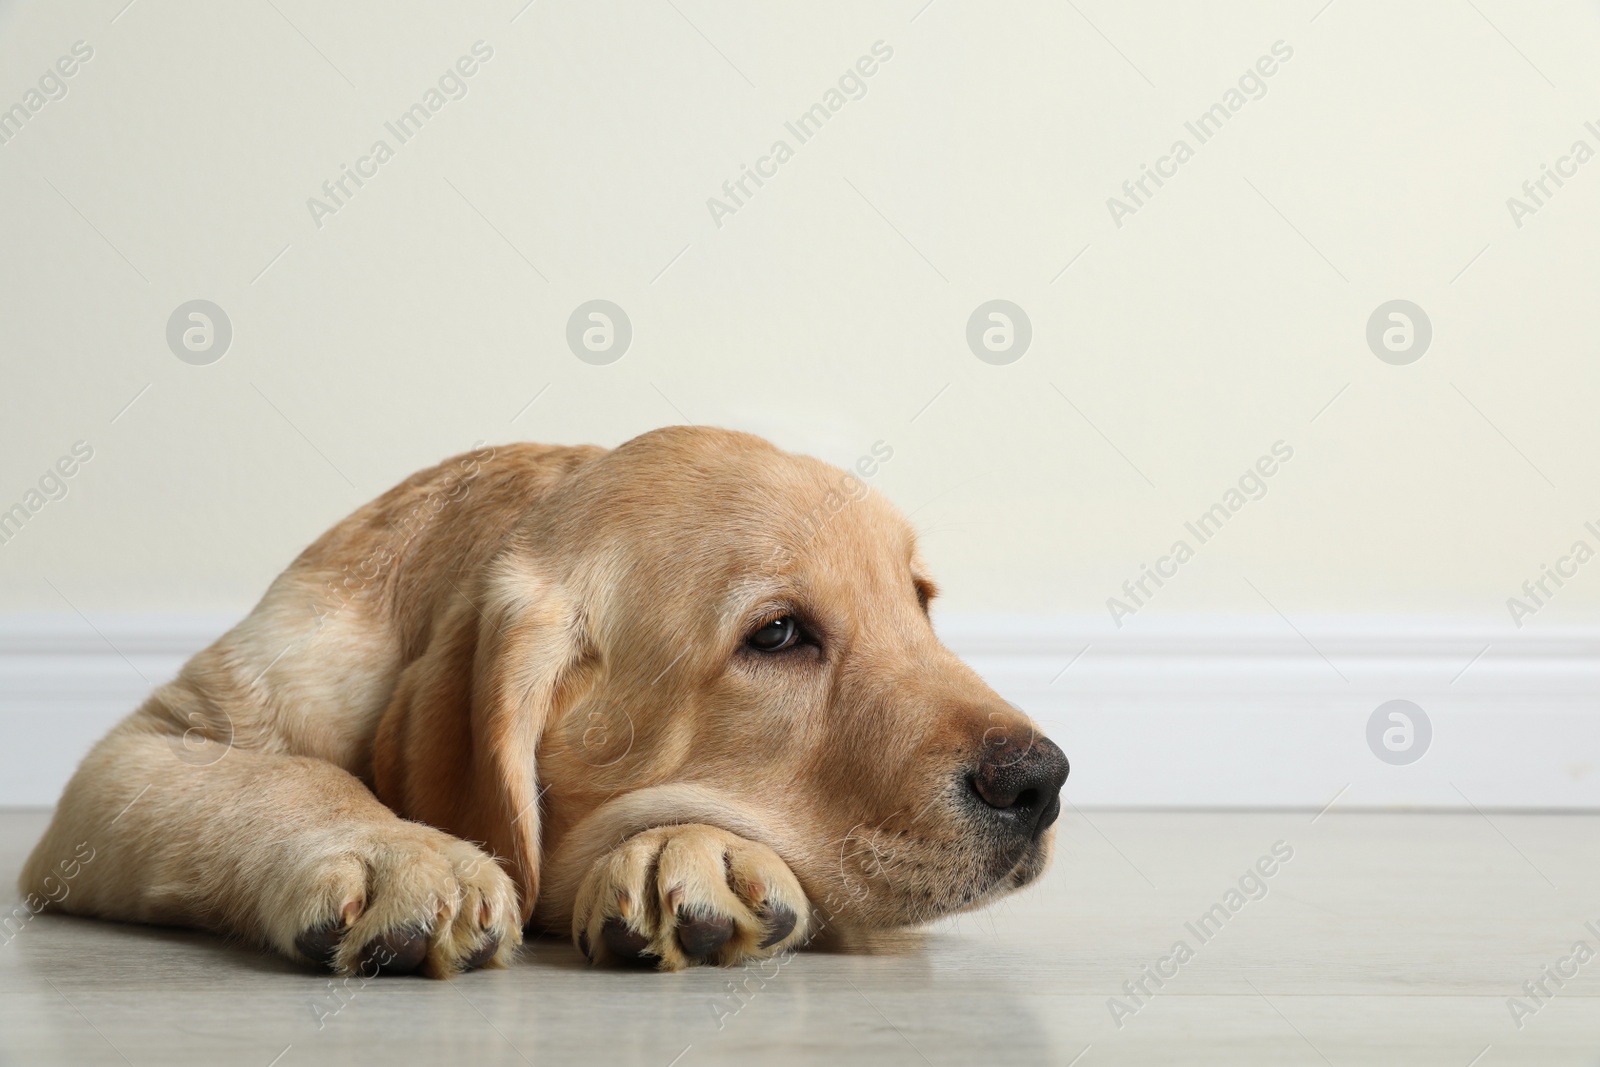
[1,808,1595,1065]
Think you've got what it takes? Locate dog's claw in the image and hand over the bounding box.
[758,903,797,948]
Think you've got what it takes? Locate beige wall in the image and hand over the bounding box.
[3,0,1599,631]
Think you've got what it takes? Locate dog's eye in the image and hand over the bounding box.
[747,616,800,652]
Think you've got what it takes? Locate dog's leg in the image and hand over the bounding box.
[18,719,521,978]
[572,824,811,970]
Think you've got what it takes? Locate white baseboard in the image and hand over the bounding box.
[4,613,1596,809]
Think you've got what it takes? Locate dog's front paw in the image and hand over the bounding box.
[273,822,522,979]
[572,823,810,970]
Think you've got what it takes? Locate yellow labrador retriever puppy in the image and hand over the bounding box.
[20,427,1068,977]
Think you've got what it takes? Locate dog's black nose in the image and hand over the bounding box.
[969,733,1069,838]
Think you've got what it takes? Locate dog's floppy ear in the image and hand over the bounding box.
[373,558,587,924]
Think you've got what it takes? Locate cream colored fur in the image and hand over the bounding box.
[21,427,1056,976]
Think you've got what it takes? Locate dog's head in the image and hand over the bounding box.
[378,427,1067,931]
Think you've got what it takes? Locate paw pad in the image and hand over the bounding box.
[356,926,428,976]
[295,921,347,970]
[675,909,735,958]
[463,934,501,971]
[601,916,656,965]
